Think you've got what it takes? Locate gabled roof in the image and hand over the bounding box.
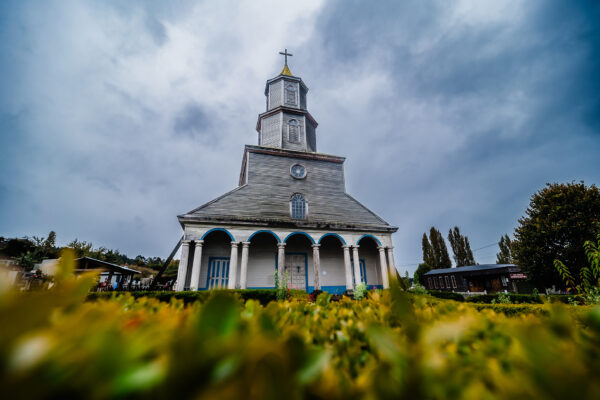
[76,257,141,274]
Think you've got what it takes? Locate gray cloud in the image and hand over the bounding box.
[0,0,598,273]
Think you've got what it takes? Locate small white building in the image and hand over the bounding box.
[175,54,398,294]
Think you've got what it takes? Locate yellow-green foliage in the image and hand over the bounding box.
[2,252,600,399]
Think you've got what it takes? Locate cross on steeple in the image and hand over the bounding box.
[279,49,293,66]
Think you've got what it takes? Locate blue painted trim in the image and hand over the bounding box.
[356,234,381,246]
[284,231,315,244]
[318,233,346,245]
[248,229,281,243]
[201,228,235,241]
[360,259,367,284]
[206,257,230,289]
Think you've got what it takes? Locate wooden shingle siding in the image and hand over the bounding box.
[268,80,282,109]
[282,112,306,151]
[260,114,280,147]
[181,147,395,231]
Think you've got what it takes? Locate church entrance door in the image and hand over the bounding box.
[207,257,229,289]
[285,253,307,290]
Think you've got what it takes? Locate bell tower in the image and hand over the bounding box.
[256,49,318,152]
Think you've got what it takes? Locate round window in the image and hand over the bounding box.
[290,164,307,179]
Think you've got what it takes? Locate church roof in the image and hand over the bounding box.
[178,146,397,233]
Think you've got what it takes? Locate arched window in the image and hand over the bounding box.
[291,193,306,219]
[285,83,297,105]
[288,119,300,143]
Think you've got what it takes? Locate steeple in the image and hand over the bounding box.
[279,49,293,76]
[256,50,318,152]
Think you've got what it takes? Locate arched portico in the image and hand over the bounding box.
[318,233,346,245]
[355,235,386,289]
[284,231,316,244]
[201,227,235,242]
[248,229,281,243]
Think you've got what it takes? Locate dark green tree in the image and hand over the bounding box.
[414,262,432,285]
[513,182,600,289]
[496,234,513,264]
[422,233,435,267]
[447,226,476,267]
[421,227,451,269]
[430,227,452,269]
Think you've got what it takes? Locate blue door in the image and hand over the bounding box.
[207,257,229,289]
[353,259,368,285]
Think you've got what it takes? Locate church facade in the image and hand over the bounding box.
[175,54,398,294]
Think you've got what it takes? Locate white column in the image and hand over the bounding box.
[352,245,361,287]
[190,240,204,291]
[239,242,250,289]
[277,243,286,287]
[342,245,353,291]
[386,246,397,282]
[378,246,390,289]
[312,244,321,291]
[228,242,239,289]
[176,240,191,292]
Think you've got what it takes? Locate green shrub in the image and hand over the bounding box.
[467,303,548,316]
[427,290,465,302]
[354,282,367,300]
[5,252,600,399]
[87,289,279,305]
[466,293,543,304]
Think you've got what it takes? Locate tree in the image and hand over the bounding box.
[513,182,600,289]
[414,263,432,285]
[447,226,476,267]
[422,234,435,267]
[496,234,513,264]
[421,227,452,269]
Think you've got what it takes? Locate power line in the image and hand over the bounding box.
[398,241,499,268]
[471,242,498,252]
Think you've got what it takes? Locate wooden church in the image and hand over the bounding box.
[175,51,398,294]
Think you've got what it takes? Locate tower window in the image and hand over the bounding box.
[288,119,300,143]
[291,193,306,219]
[285,83,297,106]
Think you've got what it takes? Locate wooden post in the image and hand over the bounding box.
[378,246,389,289]
[228,242,239,289]
[352,245,361,287]
[190,241,204,291]
[240,242,250,289]
[312,244,321,291]
[176,240,191,291]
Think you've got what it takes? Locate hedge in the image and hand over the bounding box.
[426,290,465,302]
[467,303,549,316]
[466,293,544,304]
[87,289,281,305]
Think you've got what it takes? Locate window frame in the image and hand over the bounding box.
[285,82,297,106]
[451,275,457,288]
[439,276,444,289]
[290,193,307,220]
[288,119,300,144]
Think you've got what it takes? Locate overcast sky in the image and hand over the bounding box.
[1,0,599,274]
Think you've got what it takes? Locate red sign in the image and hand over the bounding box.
[510,273,527,279]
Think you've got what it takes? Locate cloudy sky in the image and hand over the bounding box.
[1,0,599,274]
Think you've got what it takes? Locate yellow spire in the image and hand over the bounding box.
[280,64,293,76]
[278,49,294,76]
